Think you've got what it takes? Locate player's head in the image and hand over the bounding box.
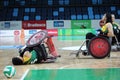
[99,19,105,27]
[12,57,23,65]
[111,14,115,22]
[105,13,112,23]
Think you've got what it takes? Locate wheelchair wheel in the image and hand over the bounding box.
[88,36,111,59]
[40,44,48,61]
[26,30,48,47]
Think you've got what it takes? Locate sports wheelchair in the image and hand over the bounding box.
[70,30,120,59]
[19,30,60,63]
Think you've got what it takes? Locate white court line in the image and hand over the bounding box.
[20,69,29,80]
[59,64,120,69]
[59,64,74,69]
[59,46,86,51]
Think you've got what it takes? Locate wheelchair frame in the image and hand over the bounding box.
[25,30,60,62]
[70,36,111,59]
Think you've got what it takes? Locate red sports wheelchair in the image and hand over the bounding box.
[71,31,120,59]
[19,30,60,63]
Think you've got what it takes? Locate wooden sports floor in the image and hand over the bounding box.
[0,36,120,80]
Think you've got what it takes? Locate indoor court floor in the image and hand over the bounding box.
[0,36,120,80]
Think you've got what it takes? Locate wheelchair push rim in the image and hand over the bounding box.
[88,36,111,59]
[26,30,48,47]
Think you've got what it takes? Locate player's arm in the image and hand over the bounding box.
[107,23,115,37]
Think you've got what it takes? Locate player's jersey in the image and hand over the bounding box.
[101,24,108,34]
[113,22,119,30]
[23,50,38,64]
[112,22,119,35]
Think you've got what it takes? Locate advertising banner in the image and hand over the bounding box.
[47,20,71,29]
[22,20,46,29]
[58,36,85,40]
[0,30,20,36]
[91,19,120,29]
[115,19,120,25]
[0,29,58,37]
[71,20,91,29]
[92,20,102,29]
[47,29,58,36]
[0,21,21,30]
[58,29,96,36]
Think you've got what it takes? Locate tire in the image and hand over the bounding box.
[26,30,48,47]
[39,44,48,61]
[88,36,111,59]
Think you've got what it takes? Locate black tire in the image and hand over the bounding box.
[39,44,48,61]
[88,36,111,59]
[26,30,48,47]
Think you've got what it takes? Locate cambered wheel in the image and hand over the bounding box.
[26,30,48,47]
[88,36,111,59]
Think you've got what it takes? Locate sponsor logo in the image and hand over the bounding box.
[22,21,46,29]
[4,22,10,28]
[54,21,64,27]
[47,29,58,36]
[0,22,19,29]
[23,23,46,27]
[71,20,91,29]
[29,30,37,34]
[14,30,20,35]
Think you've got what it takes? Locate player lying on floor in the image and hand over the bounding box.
[12,30,60,65]
[12,44,57,65]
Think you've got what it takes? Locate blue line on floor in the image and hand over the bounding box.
[0,45,23,49]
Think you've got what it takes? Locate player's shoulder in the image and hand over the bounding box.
[106,22,112,27]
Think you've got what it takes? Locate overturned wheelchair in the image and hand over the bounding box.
[70,32,120,59]
[17,30,60,64]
